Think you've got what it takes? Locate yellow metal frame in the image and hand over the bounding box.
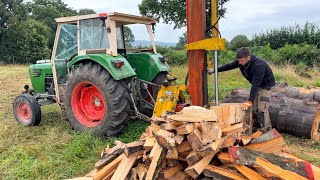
[153,85,186,117]
[185,38,225,51]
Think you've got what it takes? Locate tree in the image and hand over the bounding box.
[0,19,50,63]
[176,32,187,49]
[78,8,96,15]
[124,26,135,47]
[229,35,251,50]
[27,0,77,49]
[139,0,229,31]
[0,0,28,38]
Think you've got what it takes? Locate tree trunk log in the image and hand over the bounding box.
[223,86,320,140]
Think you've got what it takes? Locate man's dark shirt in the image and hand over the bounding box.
[218,55,275,102]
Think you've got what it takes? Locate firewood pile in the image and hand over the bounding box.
[72,105,320,180]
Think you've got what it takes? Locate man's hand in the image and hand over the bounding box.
[241,101,252,110]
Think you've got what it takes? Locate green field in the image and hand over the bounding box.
[0,64,319,179]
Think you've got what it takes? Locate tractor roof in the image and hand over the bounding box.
[55,12,156,25]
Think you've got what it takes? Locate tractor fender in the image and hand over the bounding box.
[126,53,169,82]
[67,54,136,80]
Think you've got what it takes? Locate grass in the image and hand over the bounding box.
[1,64,320,179]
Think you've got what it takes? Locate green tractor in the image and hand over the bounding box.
[13,12,173,136]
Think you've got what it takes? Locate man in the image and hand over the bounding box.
[217,47,275,132]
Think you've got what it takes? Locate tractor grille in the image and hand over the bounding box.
[31,69,42,77]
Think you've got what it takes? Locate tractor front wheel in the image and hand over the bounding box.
[13,94,41,126]
[65,62,130,136]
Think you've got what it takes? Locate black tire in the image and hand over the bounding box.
[13,93,41,126]
[65,62,130,136]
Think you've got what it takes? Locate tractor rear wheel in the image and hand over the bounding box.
[65,62,130,136]
[13,93,41,126]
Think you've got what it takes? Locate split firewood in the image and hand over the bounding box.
[136,164,148,180]
[111,153,139,180]
[167,106,218,123]
[144,136,156,151]
[255,157,308,180]
[186,151,201,166]
[145,144,166,180]
[94,153,125,180]
[229,146,313,179]
[174,135,185,145]
[203,165,247,180]
[234,165,266,180]
[153,129,175,150]
[166,148,178,159]
[222,122,244,136]
[163,164,186,179]
[176,140,192,153]
[187,128,204,151]
[167,171,192,180]
[199,122,222,145]
[218,152,231,164]
[95,141,125,170]
[184,151,216,179]
[176,123,195,135]
[124,141,145,157]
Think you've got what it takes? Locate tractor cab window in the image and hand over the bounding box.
[55,24,78,83]
[80,19,110,50]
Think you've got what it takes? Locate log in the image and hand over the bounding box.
[94,153,125,180]
[223,87,320,141]
[229,146,314,179]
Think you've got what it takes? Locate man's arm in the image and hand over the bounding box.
[218,59,239,72]
[248,64,266,103]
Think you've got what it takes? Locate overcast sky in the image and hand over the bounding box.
[64,0,320,42]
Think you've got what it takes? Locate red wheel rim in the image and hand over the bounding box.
[71,82,105,127]
[17,102,32,123]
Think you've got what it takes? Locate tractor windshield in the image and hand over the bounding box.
[80,19,110,50]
